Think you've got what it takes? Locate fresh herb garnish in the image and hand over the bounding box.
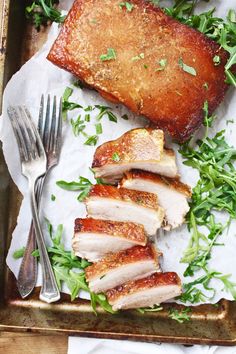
[100,48,117,61]
[62,87,83,121]
[51,194,56,201]
[84,135,99,146]
[137,305,163,314]
[112,152,120,162]
[95,123,103,134]
[70,115,86,136]
[119,2,134,12]
[203,82,209,90]
[25,0,65,30]
[178,130,236,303]
[169,307,191,323]
[13,247,26,260]
[121,114,129,120]
[131,53,145,61]
[178,58,197,76]
[56,176,93,201]
[155,58,167,71]
[213,55,221,66]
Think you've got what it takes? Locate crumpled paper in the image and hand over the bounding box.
[67,337,236,354]
[0,0,236,305]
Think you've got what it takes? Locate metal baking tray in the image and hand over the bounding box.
[0,0,235,345]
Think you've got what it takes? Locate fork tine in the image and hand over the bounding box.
[7,106,29,162]
[55,97,62,154]
[22,105,46,158]
[49,96,57,152]
[18,106,38,160]
[38,95,44,138]
[43,95,51,152]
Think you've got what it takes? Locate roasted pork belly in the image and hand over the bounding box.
[121,170,191,230]
[47,0,229,141]
[92,128,178,184]
[85,185,164,235]
[106,272,182,310]
[85,244,161,293]
[72,218,147,262]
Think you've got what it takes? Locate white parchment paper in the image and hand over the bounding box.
[1,0,236,305]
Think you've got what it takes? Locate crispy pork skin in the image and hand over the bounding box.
[85,244,161,293]
[73,218,147,262]
[92,128,178,183]
[85,185,164,235]
[121,170,191,230]
[106,272,182,310]
[47,0,229,141]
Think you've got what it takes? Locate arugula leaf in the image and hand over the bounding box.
[13,247,26,259]
[25,0,65,30]
[62,87,83,121]
[137,305,163,314]
[119,2,134,12]
[169,307,191,323]
[100,48,117,61]
[178,58,197,76]
[56,176,92,201]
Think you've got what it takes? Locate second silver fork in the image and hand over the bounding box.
[17,95,62,299]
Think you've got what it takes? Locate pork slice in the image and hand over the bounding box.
[73,218,147,262]
[85,185,164,236]
[121,170,191,230]
[106,272,182,310]
[85,244,161,293]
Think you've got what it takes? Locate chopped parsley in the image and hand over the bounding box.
[131,53,145,61]
[178,58,197,76]
[100,48,117,61]
[51,194,56,201]
[121,114,129,120]
[119,2,134,12]
[155,58,167,71]
[112,152,121,162]
[95,123,103,134]
[84,135,98,146]
[203,82,209,90]
[213,55,221,66]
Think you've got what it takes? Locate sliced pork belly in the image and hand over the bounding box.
[72,218,147,262]
[85,185,164,235]
[92,128,178,184]
[85,244,161,293]
[106,272,182,311]
[121,170,191,230]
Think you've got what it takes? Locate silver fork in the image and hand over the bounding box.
[8,105,60,303]
[16,95,62,299]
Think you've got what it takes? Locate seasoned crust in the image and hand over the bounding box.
[47,0,229,141]
[74,218,147,244]
[121,170,192,197]
[92,128,164,168]
[85,244,159,281]
[106,272,181,303]
[87,184,159,210]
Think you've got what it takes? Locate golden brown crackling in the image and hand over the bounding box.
[87,184,159,210]
[85,244,158,281]
[47,0,229,141]
[122,170,192,197]
[106,272,181,303]
[92,128,164,168]
[74,218,147,244]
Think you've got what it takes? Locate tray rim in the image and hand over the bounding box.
[0,0,235,345]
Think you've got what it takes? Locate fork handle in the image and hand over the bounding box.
[17,177,45,298]
[29,177,60,303]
